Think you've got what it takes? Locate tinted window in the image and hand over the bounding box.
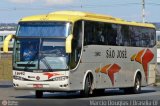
[84,21,118,46]
[70,21,82,69]
[84,21,156,47]
[129,27,156,47]
[18,22,71,37]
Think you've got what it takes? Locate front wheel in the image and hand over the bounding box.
[35,90,43,98]
[80,75,93,97]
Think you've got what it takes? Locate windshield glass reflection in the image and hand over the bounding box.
[14,38,69,71]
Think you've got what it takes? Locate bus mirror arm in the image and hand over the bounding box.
[3,34,16,53]
[66,34,73,53]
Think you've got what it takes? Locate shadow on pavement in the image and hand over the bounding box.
[140,90,156,93]
[15,92,81,99]
[0,81,12,88]
[14,89,157,99]
[0,85,12,88]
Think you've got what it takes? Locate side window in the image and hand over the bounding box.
[121,25,130,46]
[84,21,99,45]
[150,29,156,47]
[107,24,118,46]
[84,21,93,45]
[84,22,119,46]
[73,21,82,48]
[84,21,156,47]
[70,21,82,69]
[116,25,122,46]
[141,28,156,47]
[130,26,140,47]
[141,28,149,47]
[96,23,105,45]
[129,26,156,47]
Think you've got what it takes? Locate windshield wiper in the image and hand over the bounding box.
[39,53,52,71]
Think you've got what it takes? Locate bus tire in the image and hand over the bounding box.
[35,90,43,98]
[130,75,141,94]
[81,75,92,97]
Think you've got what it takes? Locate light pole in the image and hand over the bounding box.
[142,0,145,23]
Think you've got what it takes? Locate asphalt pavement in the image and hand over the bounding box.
[0,81,160,106]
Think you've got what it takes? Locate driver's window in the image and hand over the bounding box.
[20,39,39,61]
[70,21,82,69]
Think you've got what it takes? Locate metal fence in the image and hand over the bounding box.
[0,53,12,81]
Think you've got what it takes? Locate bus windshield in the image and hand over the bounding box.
[13,38,69,71]
[17,22,71,37]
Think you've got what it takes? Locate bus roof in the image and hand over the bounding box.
[20,11,155,28]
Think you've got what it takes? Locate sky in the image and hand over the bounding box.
[0,0,159,23]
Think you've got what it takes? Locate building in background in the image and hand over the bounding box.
[0,30,16,80]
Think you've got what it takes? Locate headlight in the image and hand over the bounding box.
[13,76,25,81]
[52,76,68,81]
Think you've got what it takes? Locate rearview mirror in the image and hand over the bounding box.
[3,34,15,53]
[65,34,73,53]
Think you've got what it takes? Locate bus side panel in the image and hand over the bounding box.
[148,48,156,85]
[69,45,133,90]
[148,64,156,85]
[69,45,156,91]
[69,63,99,91]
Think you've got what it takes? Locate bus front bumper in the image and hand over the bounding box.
[13,79,70,91]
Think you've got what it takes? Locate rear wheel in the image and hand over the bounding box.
[132,75,141,94]
[123,75,141,94]
[120,75,141,94]
[35,90,43,98]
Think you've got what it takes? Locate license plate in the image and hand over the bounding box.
[33,84,43,88]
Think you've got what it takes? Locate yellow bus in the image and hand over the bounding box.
[3,11,156,98]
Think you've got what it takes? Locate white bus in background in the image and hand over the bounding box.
[0,31,16,53]
[156,31,160,74]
